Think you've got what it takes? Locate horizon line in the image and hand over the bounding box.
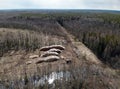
[0,8,120,11]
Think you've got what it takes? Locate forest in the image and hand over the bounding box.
[0,11,120,69]
[58,13,120,69]
[0,10,120,89]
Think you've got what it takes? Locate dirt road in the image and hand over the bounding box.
[57,22,102,64]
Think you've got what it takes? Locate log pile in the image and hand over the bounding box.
[40,45,65,51]
[36,56,60,64]
[27,45,72,65]
[41,52,59,57]
[35,45,65,64]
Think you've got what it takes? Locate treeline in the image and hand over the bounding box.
[0,15,66,56]
[0,12,120,68]
[0,29,64,57]
[97,13,120,25]
[59,14,120,69]
[0,16,65,37]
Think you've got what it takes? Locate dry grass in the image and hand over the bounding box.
[0,60,119,89]
[0,28,119,89]
[0,27,66,74]
[0,28,65,57]
[0,27,119,89]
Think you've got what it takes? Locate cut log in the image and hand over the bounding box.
[26,61,32,65]
[29,55,39,59]
[41,52,59,57]
[50,45,65,50]
[44,56,60,62]
[48,48,62,54]
[35,58,45,64]
[40,45,65,51]
[35,56,60,64]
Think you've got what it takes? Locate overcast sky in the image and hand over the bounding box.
[0,0,120,10]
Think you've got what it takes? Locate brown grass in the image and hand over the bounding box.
[0,28,65,57]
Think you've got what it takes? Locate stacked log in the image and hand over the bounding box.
[48,48,62,54]
[36,56,60,64]
[41,52,59,57]
[35,45,65,64]
[27,45,73,65]
[40,45,65,51]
